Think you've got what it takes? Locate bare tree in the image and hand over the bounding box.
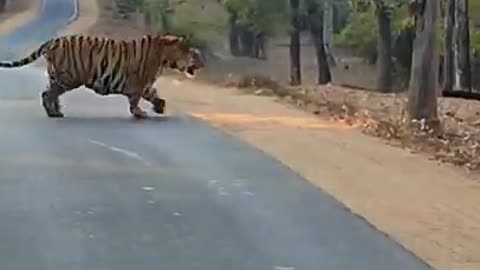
[374,1,393,92]
[443,0,455,91]
[453,0,471,91]
[0,0,6,12]
[443,0,472,92]
[322,0,336,66]
[289,0,302,85]
[407,0,440,123]
[227,11,241,56]
[306,0,331,84]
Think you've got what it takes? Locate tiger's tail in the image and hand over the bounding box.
[0,39,52,68]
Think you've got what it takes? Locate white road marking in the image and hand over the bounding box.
[142,186,155,191]
[274,267,295,270]
[243,191,254,196]
[218,191,230,196]
[232,179,246,187]
[207,180,218,186]
[207,179,256,197]
[88,139,151,166]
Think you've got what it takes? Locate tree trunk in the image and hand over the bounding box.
[0,0,6,12]
[239,28,255,57]
[407,0,440,123]
[311,31,332,84]
[254,32,267,60]
[453,0,471,91]
[443,0,455,91]
[238,26,248,56]
[323,0,336,67]
[307,2,331,85]
[375,3,394,92]
[228,13,241,56]
[289,0,301,86]
[322,0,333,47]
[393,25,414,75]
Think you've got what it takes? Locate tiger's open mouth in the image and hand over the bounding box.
[177,66,195,79]
[167,61,198,79]
[185,65,196,77]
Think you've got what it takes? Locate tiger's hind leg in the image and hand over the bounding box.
[142,86,166,114]
[127,91,149,119]
[41,82,68,118]
[42,66,80,118]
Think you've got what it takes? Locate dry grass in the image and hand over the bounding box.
[219,74,480,176]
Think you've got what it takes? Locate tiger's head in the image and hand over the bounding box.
[158,34,205,79]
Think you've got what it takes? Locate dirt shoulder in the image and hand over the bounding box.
[0,0,38,34]
[158,77,480,270]
[63,1,480,269]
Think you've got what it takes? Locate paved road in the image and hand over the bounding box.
[0,1,433,270]
[0,0,76,60]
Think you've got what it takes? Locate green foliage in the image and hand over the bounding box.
[218,0,288,36]
[116,0,144,11]
[143,0,172,30]
[334,9,378,59]
[335,0,444,61]
[169,1,228,50]
[135,0,229,51]
[470,0,480,23]
[471,0,480,58]
[334,1,410,59]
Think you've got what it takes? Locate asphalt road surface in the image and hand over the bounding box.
[0,1,433,270]
[0,0,76,60]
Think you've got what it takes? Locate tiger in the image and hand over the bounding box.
[0,33,204,118]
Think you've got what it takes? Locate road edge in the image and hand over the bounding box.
[57,0,99,36]
[65,0,79,26]
[0,0,40,35]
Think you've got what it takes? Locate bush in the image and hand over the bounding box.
[115,0,142,12]
[142,0,227,56]
[335,10,378,62]
[334,3,411,64]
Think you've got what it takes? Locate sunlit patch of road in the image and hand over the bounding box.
[189,112,355,130]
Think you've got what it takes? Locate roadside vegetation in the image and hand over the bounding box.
[107,0,480,173]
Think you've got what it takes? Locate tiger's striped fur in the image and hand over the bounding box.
[0,34,204,118]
